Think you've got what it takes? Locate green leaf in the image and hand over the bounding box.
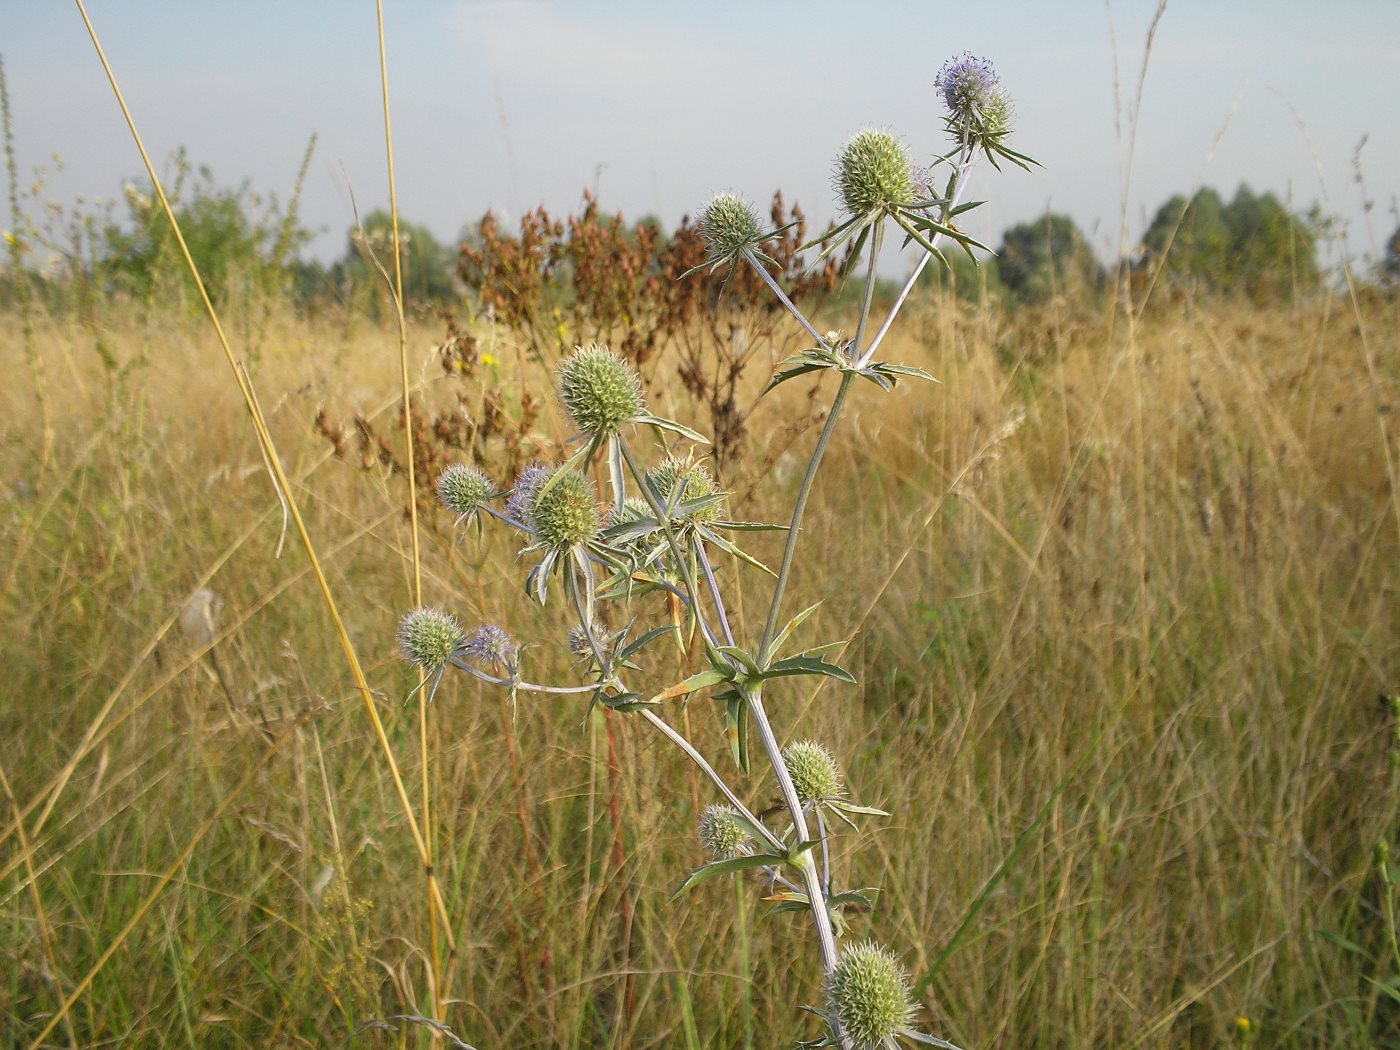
[875,363,939,383]
[769,600,823,656]
[828,800,890,818]
[703,529,777,576]
[636,413,710,445]
[670,852,784,898]
[899,1030,966,1049]
[676,667,731,693]
[615,624,678,662]
[764,655,857,684]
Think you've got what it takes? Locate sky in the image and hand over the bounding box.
[5,1,1399,275]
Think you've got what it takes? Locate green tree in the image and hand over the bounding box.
[328,210,456,311]
[1379,224,1400,287]
[1139,183,1320,300]
[101,148,313,308]
[995,213,1103,304]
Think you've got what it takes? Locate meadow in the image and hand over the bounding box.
[2,258,1398,1048]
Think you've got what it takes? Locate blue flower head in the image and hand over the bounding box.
[936,53,999,119]
[504,462,550,532]
[463,624,519,673]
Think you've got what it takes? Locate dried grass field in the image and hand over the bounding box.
[2,281,1398,1047]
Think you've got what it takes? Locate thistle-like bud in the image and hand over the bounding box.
[781,740,843,805]
[699,192,764,264]
[437,463,492,518]
[397,608,464,671]
[698,803,750,860]
[462,624,518,673]
[504,463,550,531]
[828,941,915,1049]
[605,496,653,528]
[836,129,914,218]
[558,343,644,436]
[646,456,724,523]
[531,471,601,550]
[936,53,1014,140]
[567,620,615,661]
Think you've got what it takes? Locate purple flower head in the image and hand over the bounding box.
[504,462,550,532]
[936,53,999,118]
[462,624,519,673]
[909,165,936,200]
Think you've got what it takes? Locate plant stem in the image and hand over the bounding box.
[859,152,976,367]
[636,707,784,855]
[696,539,736,647]
[758,372,855,664]
[851,220,884,360]
[744,250,824,343]
[744,684,849,1048]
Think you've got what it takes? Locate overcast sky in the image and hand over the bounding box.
[5,1,1398,274]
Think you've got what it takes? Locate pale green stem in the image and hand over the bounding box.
[757,372,855,664]
[635,707,784,855]
[850,220,884,360]
[743,249,824,343]
[859,151,977,367]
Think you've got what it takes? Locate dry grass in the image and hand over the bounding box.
[1,287,1398,1049]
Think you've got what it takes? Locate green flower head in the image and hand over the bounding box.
[828,941,915,1048]
[531,471,601,550]
[646,456,724,523]
[698,803,750,860]
[397,607,464,671]
[699,192,764,265]
[836,129,915,218]
[781,740,843,805]
[558,342,644,435]
[436,463,492,518]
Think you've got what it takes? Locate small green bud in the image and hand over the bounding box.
[531,471,601,550]
[828,941,915,1048]
[700,192,763,263]
[782,740,843,805]
[397,608,464,671]
[698,803,750,860]
[646,456,724,523]
[558,342,644,435]
[836,129,914,218]
[437,463,492,518]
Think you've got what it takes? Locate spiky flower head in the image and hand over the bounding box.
[700,192,764,265]
[437,463,492,518]
[462,624,518,673]
[936,53,1013,140]
[646,456,724,523]
[567,620,616,661]
[504,462,550,531]
[698,803,750,860]
[782,740,844,805]
[397,607,464,671]
[531,471,601,550]
[836,129,915,218]
[558,343,644,436]
[828,942,916,1049]
[606,496,653,528]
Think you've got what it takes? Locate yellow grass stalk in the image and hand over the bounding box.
[71,0,454,967]
[373,0,443,1019]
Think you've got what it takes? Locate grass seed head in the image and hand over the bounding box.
[828,941,915,1048]
[836,129,914,218]
[558,342,644,435]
